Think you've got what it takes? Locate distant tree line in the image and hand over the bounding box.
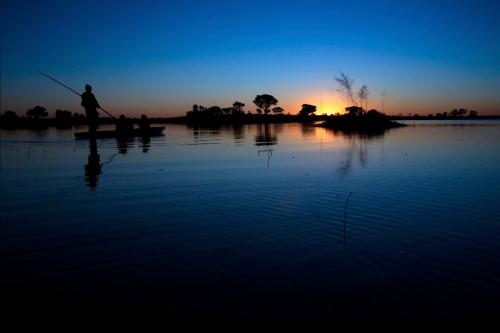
[299,104,316,117]
[187,95,290,118]
[1,106,90,128]
[394,108,479,119]
[186,95,292,123]
[188,101,247,117]
[436,108,478,118]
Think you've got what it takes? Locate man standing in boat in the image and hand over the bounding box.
[81,84,100,136]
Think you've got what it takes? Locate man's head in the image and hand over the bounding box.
[85,84,92,93]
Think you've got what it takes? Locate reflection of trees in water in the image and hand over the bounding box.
[192,125,247,146]
[255,123,282,169]
[301,124,316,138]
[189,124,284,146]
[231,125,245,145]
[192,126,222,144]
[255,123,279,146]
[192,126,221,137]
[335,129,387,177]
[190,124,283,146]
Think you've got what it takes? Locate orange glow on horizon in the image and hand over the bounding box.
[291,94,347,116]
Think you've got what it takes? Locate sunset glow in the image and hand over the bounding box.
[1,1,499,116]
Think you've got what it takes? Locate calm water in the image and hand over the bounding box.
[1,121,500,318]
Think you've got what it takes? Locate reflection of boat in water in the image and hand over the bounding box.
[75,126,165,139]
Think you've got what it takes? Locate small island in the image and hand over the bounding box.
[317,106,405,132]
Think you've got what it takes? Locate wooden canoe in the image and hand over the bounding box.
[75,126,165,139]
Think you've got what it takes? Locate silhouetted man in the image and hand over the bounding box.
[116,114,133,135]
[81,84,100,135]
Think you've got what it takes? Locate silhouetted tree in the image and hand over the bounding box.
[55,109,72,122]
[26,105,47,118]
[272,107,284,115]
[469,110,478,117]
[450,108,468,117]
[1,110,17,121]
[192,104,199,113]
[253,94,278,115]
[73,112,86,124]
[232,101,245,115]
[55,109,73,128]
[345,106,364,117]
[0,111,18,127]
[222,107,233,115]
[207,106,222,116]
[366,109,384,117]
[255,123,278,146]
[299,104,316,117]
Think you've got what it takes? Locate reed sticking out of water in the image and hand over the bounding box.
[343,192,352,250]
[257,147,273,169]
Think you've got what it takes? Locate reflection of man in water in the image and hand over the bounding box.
[85,138,101,188]
[81,84,100,136]
[140,136,151,153]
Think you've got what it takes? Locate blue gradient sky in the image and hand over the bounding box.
[2,0,500,116]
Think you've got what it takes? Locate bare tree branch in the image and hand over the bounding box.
[335,72,357,107]
[358,85,369,110]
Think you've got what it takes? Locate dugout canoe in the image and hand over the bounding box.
[75,126,165,139]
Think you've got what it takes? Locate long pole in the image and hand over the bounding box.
[37,71,116,118]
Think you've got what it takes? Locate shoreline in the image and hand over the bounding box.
[2,114,499,130]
